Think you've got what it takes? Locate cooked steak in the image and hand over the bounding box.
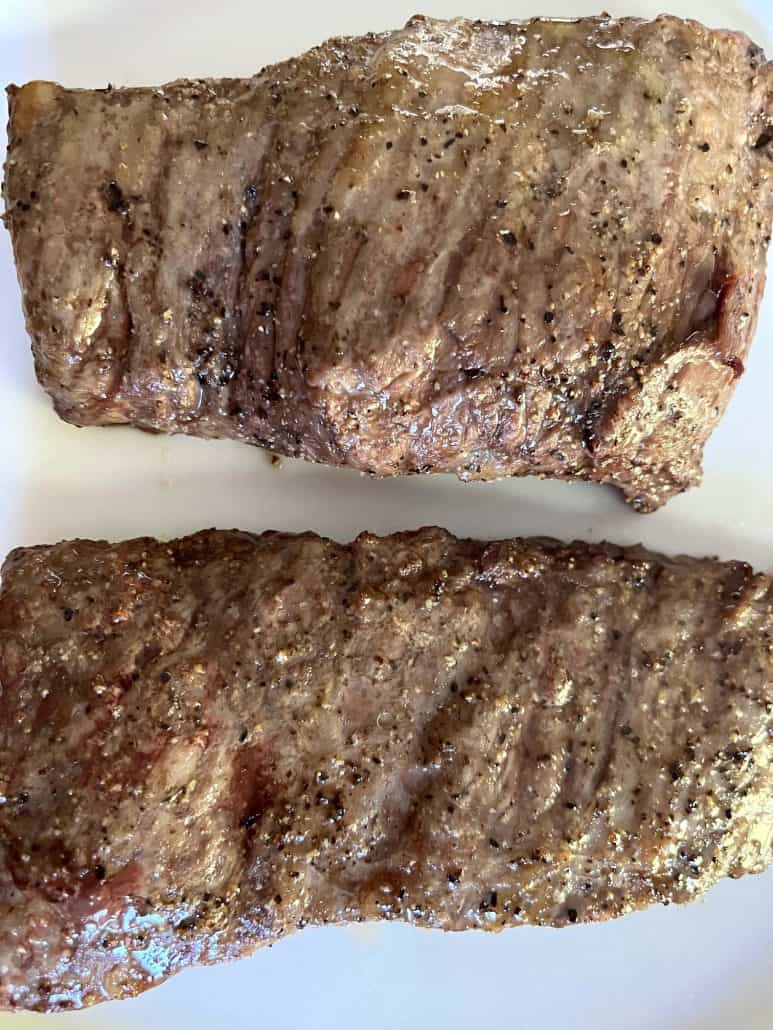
[0,527,770,1010]
[4,15,773,511]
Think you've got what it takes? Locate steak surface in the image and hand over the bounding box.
[0,527,770,1010]
[4,14,773,511]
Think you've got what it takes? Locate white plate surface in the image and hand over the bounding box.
[0,1,771,1027]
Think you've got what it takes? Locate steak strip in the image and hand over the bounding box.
[4,14,773,511]
[0,527,770,1010]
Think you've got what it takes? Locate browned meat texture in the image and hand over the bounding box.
[4,15,773,511]
[0,528,770,1011]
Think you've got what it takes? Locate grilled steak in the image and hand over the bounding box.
[0,528,770,1010]
[4,15,773,511]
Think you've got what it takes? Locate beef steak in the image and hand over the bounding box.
[4,15,773,510]
[0,528,770,1009]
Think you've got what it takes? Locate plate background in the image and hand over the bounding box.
[0,1,771,1026]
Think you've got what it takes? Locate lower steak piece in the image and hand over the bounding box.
[4,15,773,511]
[0,528,770,1010]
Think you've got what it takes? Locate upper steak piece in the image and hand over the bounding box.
[4,15,773,511]
[0,527,771,1010]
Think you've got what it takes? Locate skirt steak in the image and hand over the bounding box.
[4,15,773,510]
[0,528,770,1009]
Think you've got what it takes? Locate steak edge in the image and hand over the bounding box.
[0,527,770,1010]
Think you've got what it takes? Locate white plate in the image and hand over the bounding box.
[1,2,771,1027]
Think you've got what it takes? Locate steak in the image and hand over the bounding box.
[0,527,770,1010]
[4,15,773,511]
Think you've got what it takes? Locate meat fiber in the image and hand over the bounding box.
[0,528,770,1010]
[4,15,773,510]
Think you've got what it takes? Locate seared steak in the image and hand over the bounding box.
[0,528,770,1010]
[4,15,773,511]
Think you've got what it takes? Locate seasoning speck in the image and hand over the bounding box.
[104,180,129,215]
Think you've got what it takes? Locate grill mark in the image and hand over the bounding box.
[148,120,174,305]
[267,198,296,421]
[237,181,262,306]
[234,744,276,842]
[431,146,503,338]
[99,258,133,408]
[305,117,407,362]
[349,684,464,881]
[230,126,276,421]
[371,119,437,342]
[334,230,369,308]
[587,567,662,805]
[278,124,360,384]
[86,107,150,416]
[507,597,555,824]
[114,100,172,414]
[235,136,272,338]
[426,133,518,461]
[220,178,265,416]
